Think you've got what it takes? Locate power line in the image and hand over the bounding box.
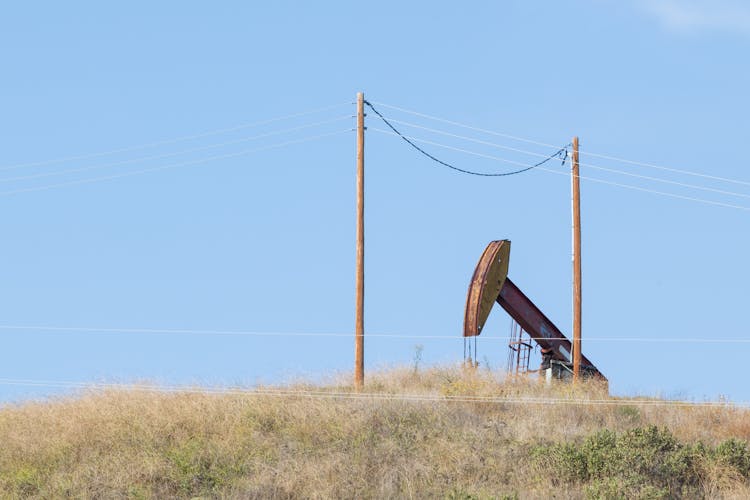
[0,103,352,172]
[582,149,750,188]
[0,129,352,197]
[383,117,564,158]
[371,100,750,188]
[365,101,568,176]
[0,116,353,184]
[537,164,750,212]
[369,101,560,149]
[378,117,750,201]
[578,161,750,200]
[370,127,562,170]
[0,325,749,343]
[371,128,750,212]
[0,377,747,408]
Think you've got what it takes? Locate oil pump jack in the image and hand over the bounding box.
[463,240,606,382]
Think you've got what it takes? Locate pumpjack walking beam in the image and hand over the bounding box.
[463,239,605,380]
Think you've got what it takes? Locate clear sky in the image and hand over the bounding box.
[1,1,748,403]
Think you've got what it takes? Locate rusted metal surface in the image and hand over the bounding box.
[498,278,605,380]
[462,239,605,381]
[463,240,510,337]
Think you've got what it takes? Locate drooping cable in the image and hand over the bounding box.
[371,100,750,188]
[364,100,568,177]
[378,118,750,201]
[371,128,750,212]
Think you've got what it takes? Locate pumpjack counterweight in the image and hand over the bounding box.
[463,240,605,381]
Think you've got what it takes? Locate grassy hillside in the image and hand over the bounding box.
[1,366,749,499]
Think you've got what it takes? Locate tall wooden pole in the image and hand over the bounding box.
[355,92,365,389]
[571,136,582,382]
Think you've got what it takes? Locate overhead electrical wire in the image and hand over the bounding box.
[0,116,353,184]
[365,101,569,176]
[582,149,750,188]
[383,117,564,158]
[0,102,352,172]
[369,100,560,149]
[536,162,750,211]
[368,127,565,170]
[378,117,750,201]
[369,104,750,208]
[576,162,750,200]
[0,129,352,197]
[371,100,750,188]
[370,128,750,212]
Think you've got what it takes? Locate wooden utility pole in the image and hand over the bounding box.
[571,136,582,382]
[354,92,365,389]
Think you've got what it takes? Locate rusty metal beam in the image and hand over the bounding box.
[462,240,605,381]
[498,278,605,380]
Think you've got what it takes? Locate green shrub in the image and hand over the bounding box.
[534,426,702,498]
[712,438,750,478]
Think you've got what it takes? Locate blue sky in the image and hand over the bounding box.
[0,1,748,403]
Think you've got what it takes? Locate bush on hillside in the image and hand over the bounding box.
[533,425,750,499]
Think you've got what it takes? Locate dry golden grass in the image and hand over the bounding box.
[0,365,748,498]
